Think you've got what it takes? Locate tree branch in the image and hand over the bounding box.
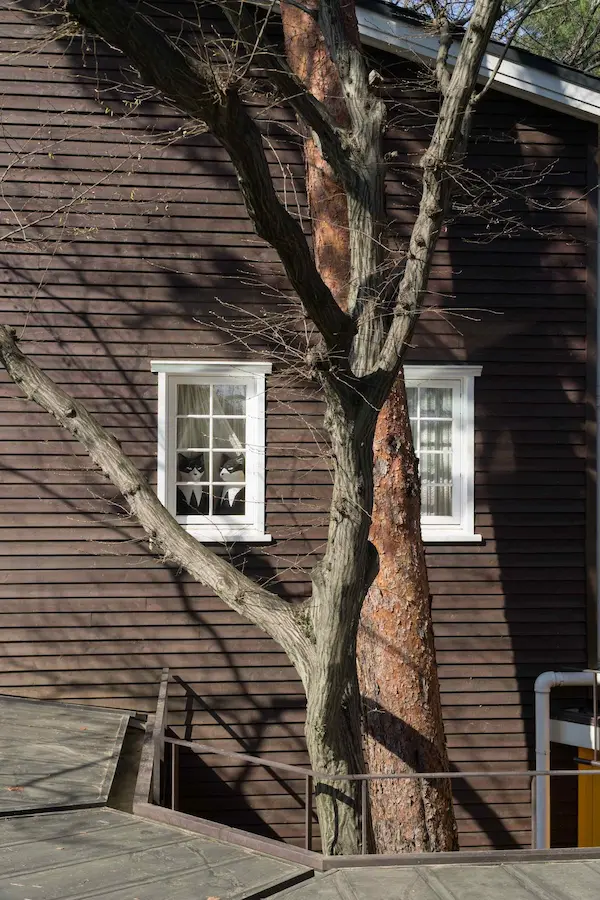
[376,0,503,380]
[474,0,544,103]
[64,0,355,357]
[435,14,453,95]
[221,0,356,186]
[0,326,314,684]
[317,0,372,134]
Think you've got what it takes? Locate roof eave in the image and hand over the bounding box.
[357,5,600,123]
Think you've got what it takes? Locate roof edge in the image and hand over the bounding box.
[357,0,600,123]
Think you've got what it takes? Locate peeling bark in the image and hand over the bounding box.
[358,377,458,852]
[281,0,351,306]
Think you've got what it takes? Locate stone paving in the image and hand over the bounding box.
[276,859,600,900]
[0,807,311,900]
[3,693,600,899]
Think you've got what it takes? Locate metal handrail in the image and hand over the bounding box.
[151,673,600,856]
[162,734,600,854]
[163,736,600,782]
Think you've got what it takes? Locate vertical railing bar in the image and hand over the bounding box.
[171,742,178,811]
[161,676,168,806]
[530,774,537,849]
[304,775,313,851]
[594,671,598,764]
[361,779,368,855]
[152,668,169,807]
[152,726,161,806]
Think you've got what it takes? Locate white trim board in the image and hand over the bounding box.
[550,718,600,751]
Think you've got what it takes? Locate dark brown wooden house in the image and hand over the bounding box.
[1,0,599,851]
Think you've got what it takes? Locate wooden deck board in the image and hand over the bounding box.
[0,695,129,814]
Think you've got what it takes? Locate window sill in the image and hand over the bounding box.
[422,530,483,544]
[184,525,273,544]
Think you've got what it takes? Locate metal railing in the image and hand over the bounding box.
[148,669,600,857]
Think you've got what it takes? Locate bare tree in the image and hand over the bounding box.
[513,0,600,74]
[0,0,526,854]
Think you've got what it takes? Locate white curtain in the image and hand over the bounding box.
[407,386,453,517]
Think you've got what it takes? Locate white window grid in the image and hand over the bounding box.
[152,361,272,543]
[405,365,482,543]
[408,380,460,524]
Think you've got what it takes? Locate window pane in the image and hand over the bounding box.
[406,387,417,418]
[214,384,246,416]
[177,418,210,449]
[420,387,452,418]
[214,451,246,483]
[213,418,246,448]
[420,452,452,485]
[177,452,207,482]
[213,485,246,516]
[420,420,451,450]
[178,384,210,416]
[176,482,209,515]
[422,484,452,517]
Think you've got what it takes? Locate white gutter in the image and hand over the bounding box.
[534,671,596,849]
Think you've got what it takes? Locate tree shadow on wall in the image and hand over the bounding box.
[407,85,595,849]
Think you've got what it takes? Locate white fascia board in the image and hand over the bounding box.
[404,364,482,380]
[151,360,273,374]
[550,717,599,750]
[357,7,600,123]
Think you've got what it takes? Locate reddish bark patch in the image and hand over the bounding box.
[358,376,458,852]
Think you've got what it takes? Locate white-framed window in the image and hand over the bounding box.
[151,360,272,543]
[405,365,482,543]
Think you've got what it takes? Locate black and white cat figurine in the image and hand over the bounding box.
[177,454,206,512]
[219,454,245,512]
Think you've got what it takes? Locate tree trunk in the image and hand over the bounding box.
[281,0,351,308]
[357,376,458,852]
[281,0,458,854]
[305,376,377,855]
[305,656,365,855]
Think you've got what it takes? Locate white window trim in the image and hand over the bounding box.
[405,365,482,544]
[152,360,272,544]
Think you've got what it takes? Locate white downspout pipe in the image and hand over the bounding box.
[534,670,596,849]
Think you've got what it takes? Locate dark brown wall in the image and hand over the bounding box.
[0,5,594,849]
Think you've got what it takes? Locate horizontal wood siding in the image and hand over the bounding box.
[0,6,593,849]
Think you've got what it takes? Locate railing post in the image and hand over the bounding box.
[304,775,313,851]
[152,720,161,806]
[361,779,368,855]
[152,668,169,806]
[171,742,179,811]
[530,774,536,849]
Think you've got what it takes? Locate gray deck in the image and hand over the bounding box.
[3,692,600,900]
[0,807,311,900]
[276,861,600,899]
[0,695,129,814]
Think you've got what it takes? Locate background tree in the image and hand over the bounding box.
[0,0,545,855]
[513,0,600,73]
